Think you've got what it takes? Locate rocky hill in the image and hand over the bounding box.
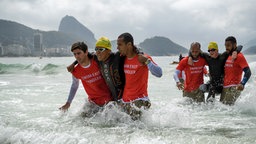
[58,15,96,48]
[0,17,191,56]
[139,36,188,56]
[0,19,34,48]
[243,45,256,55]
[0,16,97,50]
[244,38,256,50]
[0,19,79,49]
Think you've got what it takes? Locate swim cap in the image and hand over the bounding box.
[208,42,218,50]
[95,37,111,50]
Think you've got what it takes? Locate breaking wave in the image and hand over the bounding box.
[0,63,61,75]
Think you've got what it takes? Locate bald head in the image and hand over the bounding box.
[190,42,201,50]
[190,42,201,59]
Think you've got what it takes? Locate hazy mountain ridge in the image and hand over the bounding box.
[0,19,78,49]
[0,18,189,56]
[1,16,255,56]
[139,36,188,56]
[243,45,256,55]
[0,19,34,47]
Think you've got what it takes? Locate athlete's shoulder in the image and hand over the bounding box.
[91,54,99,62]
[198,56,205,60]
[234,52,246,61]
[181,56,189,61]
[90,58,99,66]
[178,56,189,65]
[200,52,210,58]
[74,63,81,68]
[236,53,248,63]
[199,56,207,63]
[143,53,153,61]
[237,52,245,58]
[72,64,82,74]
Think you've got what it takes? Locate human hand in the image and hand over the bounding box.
[67,64,75,72]
[176,82,184,90]
[59,102,70,112]
[231,51,238,62]
[138,54,148,65]
[188,56,194,66]
[236,84,244,91]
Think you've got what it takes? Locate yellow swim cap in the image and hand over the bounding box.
[95,37,111,50]
[208,42,218,50]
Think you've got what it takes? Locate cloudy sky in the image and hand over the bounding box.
[0,0,255,51]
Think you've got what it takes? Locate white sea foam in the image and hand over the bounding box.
[0,56,256,144]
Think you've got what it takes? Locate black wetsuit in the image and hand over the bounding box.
[97,52,125,101]
[201,52,228,100]
[200,46,242,101]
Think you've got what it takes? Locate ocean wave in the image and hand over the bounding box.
[0,63,61,75]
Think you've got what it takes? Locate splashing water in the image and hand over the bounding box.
[0,56,256,144]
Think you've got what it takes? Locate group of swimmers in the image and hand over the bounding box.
[59,33,251,120]
[174,36,251,105]
[59,33,162,120]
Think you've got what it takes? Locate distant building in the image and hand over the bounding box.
[4,44,30,56]
[45,47,72,57]
[33,33,43,56]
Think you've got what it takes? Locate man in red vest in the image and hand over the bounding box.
[117,32,162,120]
[221,36,251,105]
[173,42,207,102]
[59,42,112,117]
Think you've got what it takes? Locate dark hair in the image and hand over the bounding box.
[225,36,237,44]
[118,32,141,54]
[71,42,93,59]
[118,32,134,45]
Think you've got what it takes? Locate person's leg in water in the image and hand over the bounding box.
[199,81,210,93]
[120,100,151,120]
[206,81,223,102]
[206,84,216,102]
[81,101,102,118]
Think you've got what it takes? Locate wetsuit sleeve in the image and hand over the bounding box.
[72,60,78,65]
[137,48,144,54]
[200,52,209,59]
[221,51,229,59]
[173,70,181,82]
[240,67,251,85]
[67,76,79,104]
[147,61,162,77]
[189,51,208,58]
[237,45,243,53]
[221,45,243,58]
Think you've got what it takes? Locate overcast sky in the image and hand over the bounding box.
[0,0,255,51]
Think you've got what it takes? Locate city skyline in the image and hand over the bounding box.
[1,0,256,51]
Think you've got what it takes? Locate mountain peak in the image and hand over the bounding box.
[58,15,96,48]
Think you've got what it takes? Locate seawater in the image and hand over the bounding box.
[0,56,256,144]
